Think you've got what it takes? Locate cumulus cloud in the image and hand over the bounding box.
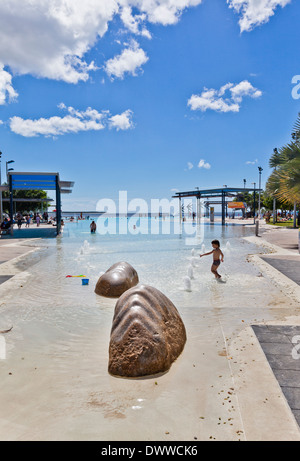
[187,80,262,113]
[0,0,289,103]
[246,158,258,165]
[120,6,152,38]
[108,109,134,130]
[227,0,291,32]
[198,159,211,169]
[0,65,18,105]
[122,0,204,26]
[187,162,194,170]
[9,103,134,137]
[0,0,203,85]
[104,40,148,79]
[0,1,116,84]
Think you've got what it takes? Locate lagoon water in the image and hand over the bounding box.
[0,217,276,364]
[59,217,266,310]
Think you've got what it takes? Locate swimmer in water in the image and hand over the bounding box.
[200,239,224,279]
[90,221,97,233]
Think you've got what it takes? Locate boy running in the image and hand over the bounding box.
[200,239,224,279]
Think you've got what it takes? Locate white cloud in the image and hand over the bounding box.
[122,0,204,26]
[0,1,116,84]
[0,0,289,97]
[198,159,211,169]
[0,0,204,85]
[230,80,262,102]
[227,0,291,32]
[108,109,134,130]
[0,65,18,105]
[120,6,152,38]
[246,158,258,164]
[187,162,194,170]
[187,80,262,113]
[104,40,148,79]
[9,104,134,137]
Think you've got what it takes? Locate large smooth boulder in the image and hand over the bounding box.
[108,284,186,377]
[95,262,139,298]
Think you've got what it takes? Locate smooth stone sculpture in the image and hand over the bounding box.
[95,262,139,298]
[108,284,187,377]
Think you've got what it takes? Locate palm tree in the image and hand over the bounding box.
[266,113,300,227]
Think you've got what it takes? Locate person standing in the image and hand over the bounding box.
[90,220,97,233]
[16,212,23,230]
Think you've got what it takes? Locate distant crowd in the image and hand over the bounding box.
[264,210,295,223]
[1,211,59,233]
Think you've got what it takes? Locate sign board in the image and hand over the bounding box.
[227,202,245,209]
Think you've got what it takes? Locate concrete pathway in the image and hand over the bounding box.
[259,225,299,253]
[0,237,42,266]
[261,255,300,286]
[244,224,300,433]
[252,325,300,426]
[1,224,57,239]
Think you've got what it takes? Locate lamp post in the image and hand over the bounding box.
[272,148,278,224]
[251,182,256,224]
[258,167,263,220]
[243,179,246,188]
[6,160,15,180]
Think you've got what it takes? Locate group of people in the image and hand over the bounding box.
[1,211,51,231]
[264,210,296,223]
[15,212,45,229]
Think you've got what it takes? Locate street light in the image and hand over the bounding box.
[243,179,246,188]
[272,148,278,224]
[6,160,15,180]
[258,167,263,220]
[251,182,256,224]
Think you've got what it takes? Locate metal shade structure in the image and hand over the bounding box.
[7,172,74,235]
[172,186,262,225]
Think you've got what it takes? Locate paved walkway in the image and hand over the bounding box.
[261,255,300,286]
[1,224,57,239]
[259,225,299,253]
[0,225,56,286]
[0,239,38,263]
[250,224,300,430]
[252,325,300,426]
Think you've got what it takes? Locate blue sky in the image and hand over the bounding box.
[0,0,299,211]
